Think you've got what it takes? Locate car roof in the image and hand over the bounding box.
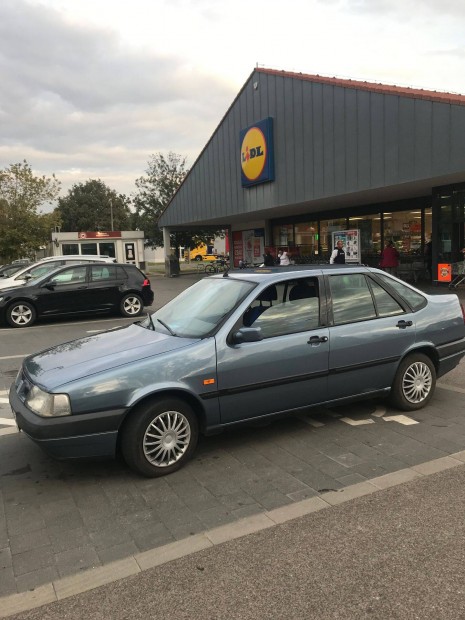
[216,264,374,284]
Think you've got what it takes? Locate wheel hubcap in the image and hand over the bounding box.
[402,362,432,403]
[11,305,32,325]
[143,410,191,467]
[124,297,141,315]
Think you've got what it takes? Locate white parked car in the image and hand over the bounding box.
[0,255,116,291]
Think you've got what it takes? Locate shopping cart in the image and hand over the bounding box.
[449,261,465,289]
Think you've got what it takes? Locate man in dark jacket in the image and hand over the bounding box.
[330,240,346,264]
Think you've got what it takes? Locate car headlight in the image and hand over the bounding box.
[25,386,71,417]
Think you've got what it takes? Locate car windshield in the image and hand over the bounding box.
[141,277,256,338]
[18,263,60,282]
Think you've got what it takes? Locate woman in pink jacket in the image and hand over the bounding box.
[379,240,400,275]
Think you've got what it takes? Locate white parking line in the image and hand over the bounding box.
[0,354,28,361]
[340,417,375,426]
[0,398,9,404]
[384,415,419,425]
[0,418,16,426]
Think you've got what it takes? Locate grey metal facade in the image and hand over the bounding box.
[159,68,465,229]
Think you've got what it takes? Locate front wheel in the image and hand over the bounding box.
[390,353,436,411]
[121,398,199,477]
[6,301,36,328]
[120,293,143,317]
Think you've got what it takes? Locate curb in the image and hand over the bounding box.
[2,449,465,618]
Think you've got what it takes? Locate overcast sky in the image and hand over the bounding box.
[2,0,465,206]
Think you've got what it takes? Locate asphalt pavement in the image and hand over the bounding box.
[0,273,465,618]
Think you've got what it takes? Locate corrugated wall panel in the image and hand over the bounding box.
[371,93,385,188]
[160,71,465,227]
[398,97,415,183]
[344,88,357,193]
[384,96,399,185]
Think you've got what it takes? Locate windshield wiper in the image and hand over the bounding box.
[157,318,176,336]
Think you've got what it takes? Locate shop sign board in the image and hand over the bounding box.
[240,118,275,188]
[437,263,452,282]
[331,230,360,263]
[78,231,122,239]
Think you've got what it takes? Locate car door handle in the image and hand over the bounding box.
[308,335,328,344]
[396,320,413,329]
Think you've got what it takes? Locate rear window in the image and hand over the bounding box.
[376,274,426,311]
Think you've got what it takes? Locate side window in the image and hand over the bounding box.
[329,274,376,324]
[243,278,320,338]
[49,266,87,284]
[90,265,116,281]
[367,278,404,317]
[376,274,426,311]
[26,263,61,279]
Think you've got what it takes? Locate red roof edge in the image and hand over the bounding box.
[255,67,465,106]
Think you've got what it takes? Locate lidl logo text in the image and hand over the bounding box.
[241,127,267,181]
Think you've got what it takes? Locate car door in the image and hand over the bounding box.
[326,272,417,401]
[215,277,329,424]
[87,264,120,310]
[36,265,90,316]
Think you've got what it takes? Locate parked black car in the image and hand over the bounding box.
[0,263,154,327]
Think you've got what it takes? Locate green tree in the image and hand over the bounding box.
[132,152,223,251]
[57,179,131,232]
[0,161,61,260]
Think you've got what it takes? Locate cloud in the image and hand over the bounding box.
[0,0,236,196]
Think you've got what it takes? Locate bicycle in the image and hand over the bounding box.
[205,259,230,274]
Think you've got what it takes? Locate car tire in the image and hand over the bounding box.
[121,397,199,477]
[390,353,436,411]
[120,293,143,317]
[6,301,36,328]
[194,255,202,261]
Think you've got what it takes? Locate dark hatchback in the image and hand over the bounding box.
[0,262,154,327]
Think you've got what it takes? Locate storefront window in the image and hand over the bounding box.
[294,222,318,258]
[62,244,79,255]
[383,209,423,256]
[98,242,116,258]
[81,243,98,255]
[319,218,347,258]
[349,215,381,266]
[272,224,294,247]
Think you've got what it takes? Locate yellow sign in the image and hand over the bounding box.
[241,127,267,181]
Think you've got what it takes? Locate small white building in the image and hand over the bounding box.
[51,231,146,269]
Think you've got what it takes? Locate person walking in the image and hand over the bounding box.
[263,251,275,267]
[330,240,346,264]
[279,250,290,266]
[379,240,400,275]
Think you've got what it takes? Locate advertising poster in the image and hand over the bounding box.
[232,229,265,267]
[332,230,360,263]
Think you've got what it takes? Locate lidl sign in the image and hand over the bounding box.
[240,117,274,188]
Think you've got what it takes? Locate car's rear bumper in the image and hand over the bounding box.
[9,384,126,459]
[437,337,465,378]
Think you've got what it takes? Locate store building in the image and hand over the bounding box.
[159,67,465,281]
[50,230,146,269]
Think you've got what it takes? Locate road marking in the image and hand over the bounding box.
[0,354,28,361]
[297,414,325,428]
[340,417,375,426]
[0,427,18,437]
[0,418,16,426]
[384,415,419,425]
[372,406,387,418]
[0,398,9,404]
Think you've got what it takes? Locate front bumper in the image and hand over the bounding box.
[9,384,127,459]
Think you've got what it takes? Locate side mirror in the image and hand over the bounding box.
[232,327,263,344]
[23,273,32,280]
[43,282,55,290]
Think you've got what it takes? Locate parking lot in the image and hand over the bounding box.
[1,273,465,598]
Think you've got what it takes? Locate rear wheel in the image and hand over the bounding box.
[121,397,199,477]
[120,293,143,317]
[390,353,436,411]
[6,301,36,328]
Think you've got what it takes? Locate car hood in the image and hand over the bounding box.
[23,323,199,389]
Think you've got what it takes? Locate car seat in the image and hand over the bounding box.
[243,285,278,326]
[288,282,317,301]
